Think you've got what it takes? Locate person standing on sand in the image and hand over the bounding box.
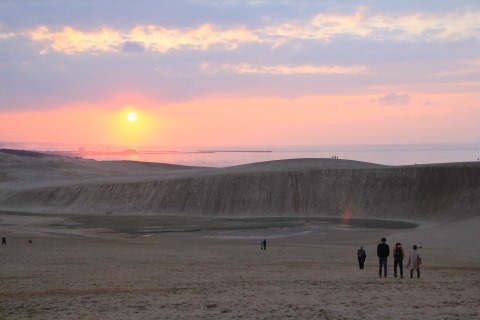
[260,239,263,250]
[357,246,366,269]
[393,242,405,278]
[377,237,390,277]
[407,245,421,278]
[1,236,6,245]
[262,239,267,250]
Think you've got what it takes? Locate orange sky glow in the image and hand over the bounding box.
[1,92,478,148]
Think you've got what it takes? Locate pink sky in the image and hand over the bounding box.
[1,1,479,148]
[1,93,478,148]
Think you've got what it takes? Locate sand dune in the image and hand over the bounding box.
[1,152,479,220]
[1,151,480,319]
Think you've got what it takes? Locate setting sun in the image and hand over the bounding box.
[127,111,137,122]
[106,107,162,147]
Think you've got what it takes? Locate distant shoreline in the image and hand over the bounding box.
[1,144,479,167]
[60,149,274,157]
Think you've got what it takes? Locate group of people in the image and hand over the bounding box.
[357,237,422,278]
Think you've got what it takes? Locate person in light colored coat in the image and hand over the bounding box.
[407,245,421,278]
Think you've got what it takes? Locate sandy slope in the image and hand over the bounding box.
[1,153,480,219]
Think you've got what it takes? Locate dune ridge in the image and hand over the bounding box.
[1,152,479,220]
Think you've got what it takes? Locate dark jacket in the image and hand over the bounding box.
[377,242,390,259]
[393,247,404,260]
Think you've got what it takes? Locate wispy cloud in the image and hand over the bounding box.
[0,31,15,39]
[28,24,258,54]
[0,23,16,40]
[365,11,480,41]
[262,9,480,45]
[261,10,369,46]
[202,63,366,75]
[30,26,123,54]
[21,9,480,55]
[435,59,480,76]
[375,92,411,105]
[129,24,258,52]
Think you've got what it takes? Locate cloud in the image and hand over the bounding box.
[27,24,258,55]
[434,58,480,76]
[121,41,145,53]
[29,26,123,54]
[365,11,480,41]
[0,32,15,40]
[202,63,366,75]
[262,9,480,46]
[129,24,258,52]
[22,9,480,55]
[261,10,369,46]
[375,92,411,105]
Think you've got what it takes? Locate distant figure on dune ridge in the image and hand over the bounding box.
[377,237,390,278]
[407,245,422,278]
[1,236,6,245]
[393,242,405,278]
[357,246,366,270]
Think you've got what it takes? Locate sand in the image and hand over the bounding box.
[1,212,479,320]
[1,152,480,319]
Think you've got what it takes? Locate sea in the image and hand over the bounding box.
[2,142,479,167]
[70,143,480,168]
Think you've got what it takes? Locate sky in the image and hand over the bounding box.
[1,0,479,149]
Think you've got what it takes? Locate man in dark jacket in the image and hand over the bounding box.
[377,237,390,278]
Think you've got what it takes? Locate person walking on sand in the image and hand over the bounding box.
[393,242,405,278]
[377,237,390,278]
[407,245,421,278]
[262,239,267,250]
[357,246,366,269]
[1,236,6,245]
